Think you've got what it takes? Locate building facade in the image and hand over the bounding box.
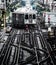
[0,0,19,4]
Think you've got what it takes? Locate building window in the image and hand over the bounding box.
[9,0,10,2]
[2,0,4,2]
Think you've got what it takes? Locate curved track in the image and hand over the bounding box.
[0,28,55,65]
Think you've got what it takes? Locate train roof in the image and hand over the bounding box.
[13,7,37,14]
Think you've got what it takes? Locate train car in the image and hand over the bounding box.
[12,6,37,29]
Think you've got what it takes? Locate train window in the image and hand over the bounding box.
[33,14,36,19]
[29,14,32,19]
[16,14,18,21]
[2,0,4,2]
[25,14,28,19]
[29,14,32,22]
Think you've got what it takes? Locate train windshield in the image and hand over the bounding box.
[25,14,28,19]
[29,14,32,19]
[33,14,36,19]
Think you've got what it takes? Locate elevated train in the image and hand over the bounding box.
[12,6,37,29]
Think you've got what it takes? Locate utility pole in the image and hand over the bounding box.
[2,10,6,30]
[3,0,7,31]
[0,0,7,32]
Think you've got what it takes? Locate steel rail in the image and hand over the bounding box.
[39,31,55,65]
[1,29,18,65]
[0,29,14,57]
[10,30,23,65]
[32,31,51,65]
[4,31,18,65]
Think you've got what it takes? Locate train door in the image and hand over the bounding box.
[29,14,32,24]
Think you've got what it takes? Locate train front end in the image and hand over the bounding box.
[12,7,37,29]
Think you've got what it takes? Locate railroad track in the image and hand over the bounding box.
[0,29,55,65]
[33,31,54,65]
[0,29,18,65]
